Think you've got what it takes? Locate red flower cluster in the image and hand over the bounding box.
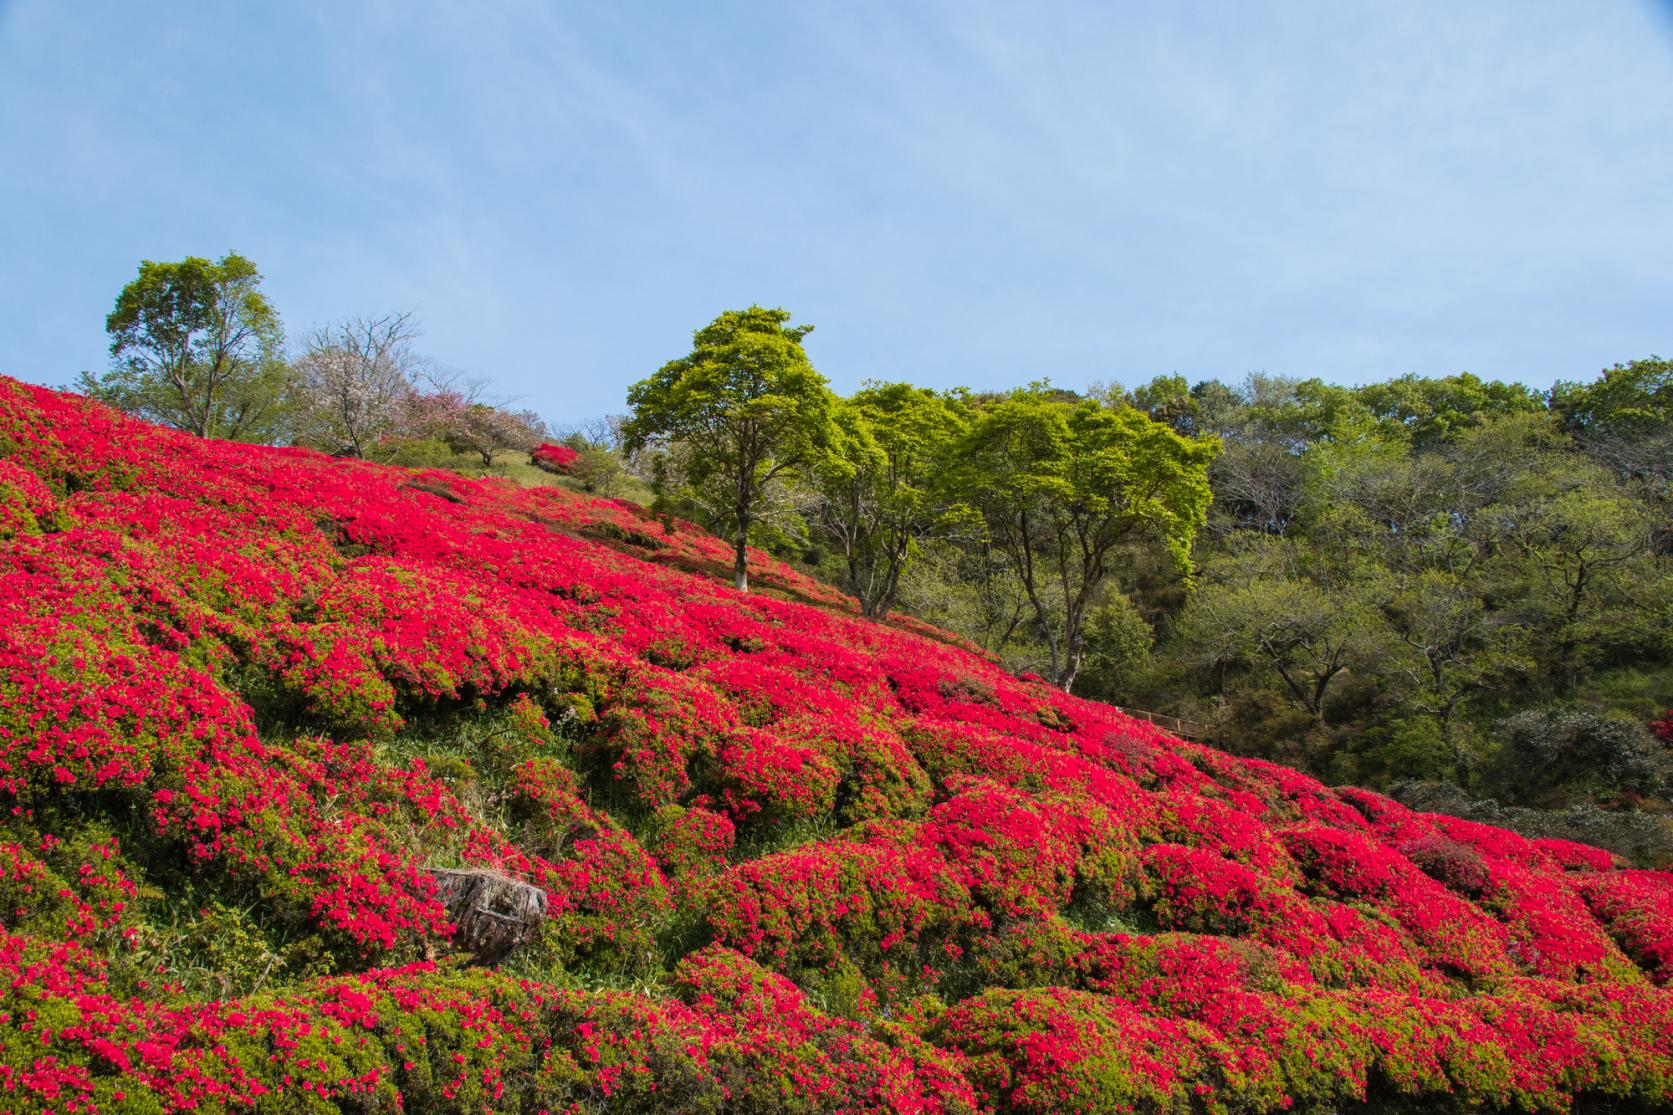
[0,376,1669,1112]
[530,443,580,474]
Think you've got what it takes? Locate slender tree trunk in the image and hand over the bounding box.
[735,489,751,593]
[873,540,908,620]
[734,452,752,591]
[199,353,229,439]
[1059,565,1105,693]
[1437,696,1471,786]
[1061,621,1088,693]
[1015,510,1061,682]
[1266,647,1327,726]
[1555,559,1589,693]
[844,484,869,612]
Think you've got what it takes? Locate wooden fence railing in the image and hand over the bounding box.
[1113,706,1215,744]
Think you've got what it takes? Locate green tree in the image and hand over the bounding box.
[78,252,290,441]
[1074,591,1155,701]
[1549,357,1673,486]
[953,388,1216,691]
[1126,373,1198,434]
[1489,709,1673,807]
[1176,545,1391,727]
[1352,372,1542,450]
[1193,376,1347,537]
[812,383,971,617]
[553,418,635,498]
[1383,569,1532,781]
[1485,466,1661,691]
[623,307,835,592]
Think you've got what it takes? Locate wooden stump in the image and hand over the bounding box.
[428,868,548,965]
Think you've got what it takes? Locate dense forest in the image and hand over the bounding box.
[73,256,1673,865]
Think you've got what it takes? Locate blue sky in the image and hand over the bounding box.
[2,2,1671,422]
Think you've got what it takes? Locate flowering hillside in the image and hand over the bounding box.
[0,376,1671,1114]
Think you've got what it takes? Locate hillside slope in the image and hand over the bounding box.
[1,377,1671,1113]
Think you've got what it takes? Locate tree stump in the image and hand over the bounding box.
[428,868,548,964]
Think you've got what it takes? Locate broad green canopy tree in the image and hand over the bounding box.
[623,306,835,592]
[1487,464,1662,691]
[954,388,1217,692]
[1354,372,1543,450]
[1550,356,1673,488]
[1125,373,1198,434]
[813,383,972,618]
[1175,553,1391,728]
[78,252,290,441]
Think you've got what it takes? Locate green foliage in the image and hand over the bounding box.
[866,364,1673,860]
[1074,591,1154,700]
[811,383,974,617]
[140,897,330,1000]
[552,427,637,497]
[1487,709,1673,808]
[381,436,466,469]
[78,252,292,441]
[1373,715,1461,783]
[1125,372,1199,433]
[949,386,1217,690]
[1354,371,1544,449]
[1175,539,1391,727]
[624,306,836,591]
[1550,355,1673,485]
[1153,372,1673,853]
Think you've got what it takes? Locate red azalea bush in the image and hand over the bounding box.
[1652,710,1673,745]
[530,442,580,474]
[0,376,1669,1111]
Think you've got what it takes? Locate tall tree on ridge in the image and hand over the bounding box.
[623,306,835,592]
[80,252,290,441]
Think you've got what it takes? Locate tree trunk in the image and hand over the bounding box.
[1060,617,1088,693]
[1015,511,1062,683]
[1439,700,1471,786]
[734,518,750,592]
[734,454,752,592]
[1555,560,1589,694]
[871,553,904,620]
[1057,569,1102,693]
